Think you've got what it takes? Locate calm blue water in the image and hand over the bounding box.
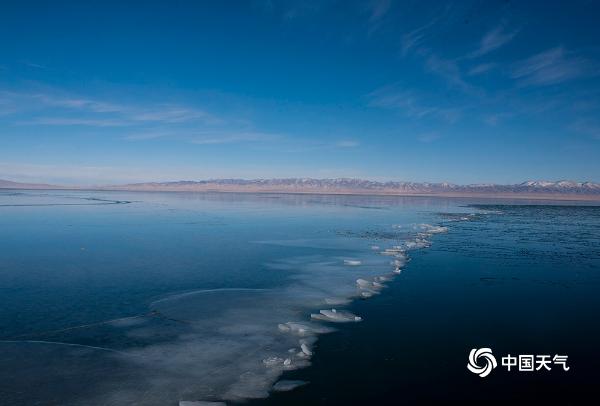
[0,190,598,405]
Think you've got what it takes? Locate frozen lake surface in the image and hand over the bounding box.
[0,190,598,404]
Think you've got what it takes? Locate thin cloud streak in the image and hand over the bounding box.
[367,0,391,23]
[22,117,130,127]
[367,85,462,123]
[469,25,519,58]
[425,54,482,96]
[468,62,497,76]
[125,130,283,145]
[400,19,438,56]
[511,47,591,87]
[1,90,221,126]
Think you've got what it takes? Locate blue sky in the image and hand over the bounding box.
[1,0,599,185]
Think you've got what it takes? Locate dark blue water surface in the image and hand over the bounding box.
[0,190,598,405]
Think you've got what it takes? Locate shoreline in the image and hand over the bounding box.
[2,186,600,203]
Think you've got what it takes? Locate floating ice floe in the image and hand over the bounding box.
[370,245,380,250]
[419,224,448,234]
[405,238,430,250]
[478,210,503,215]
[360,290,376,298]
[278,322,310,336]
[392,257,406,267]
[277,322,330,336]
[380,246,405,256]
[262,356,296,369]
[300,343,313,356]
[343,259,362,266]
[311,309,362,323]
[263,356,285,367]
[356,278,385,298]
[293,338,316,359]
[272,380,308,392]
[374,275,393,282]
[356,278,384,290]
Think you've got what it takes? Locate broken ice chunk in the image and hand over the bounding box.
[300,343,312,356]
[272,380,308,392]
[311,309,362,323]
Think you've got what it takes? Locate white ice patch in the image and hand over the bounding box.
[311,309,362,323]
[277,322,331,336]
[392,257,406,267]
[419,223,448,234]
[356,278,384,291]
[4,220,448,405]
[272,380,308,392]
[300,343,313,356]
[405,238,430,250]
[380,246,406,256]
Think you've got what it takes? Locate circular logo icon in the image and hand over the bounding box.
[467,348,497,377]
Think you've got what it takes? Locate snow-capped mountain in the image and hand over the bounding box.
[1,178,599,198]
[107,178,600,196]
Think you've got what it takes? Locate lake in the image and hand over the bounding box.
[0,190,598,405]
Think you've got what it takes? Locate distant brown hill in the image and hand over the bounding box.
[0,179,64,190]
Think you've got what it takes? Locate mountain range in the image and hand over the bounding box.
[1,178,599,200]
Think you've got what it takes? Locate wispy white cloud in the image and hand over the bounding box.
[24,117,130,127]
[511,47,592,87]
[424,54,481,96]
[468,62,497,76]
[24,62,47,69]
[400,19,437,56]
[1,90,221,126]
[124,129,283,145]
[364,0,392,35]
[368,85,462,123]
[367,0,391,23]
[28,93,123,113]
[469,25,518,58]
[399,4,453,57]
[129,106,220,124]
